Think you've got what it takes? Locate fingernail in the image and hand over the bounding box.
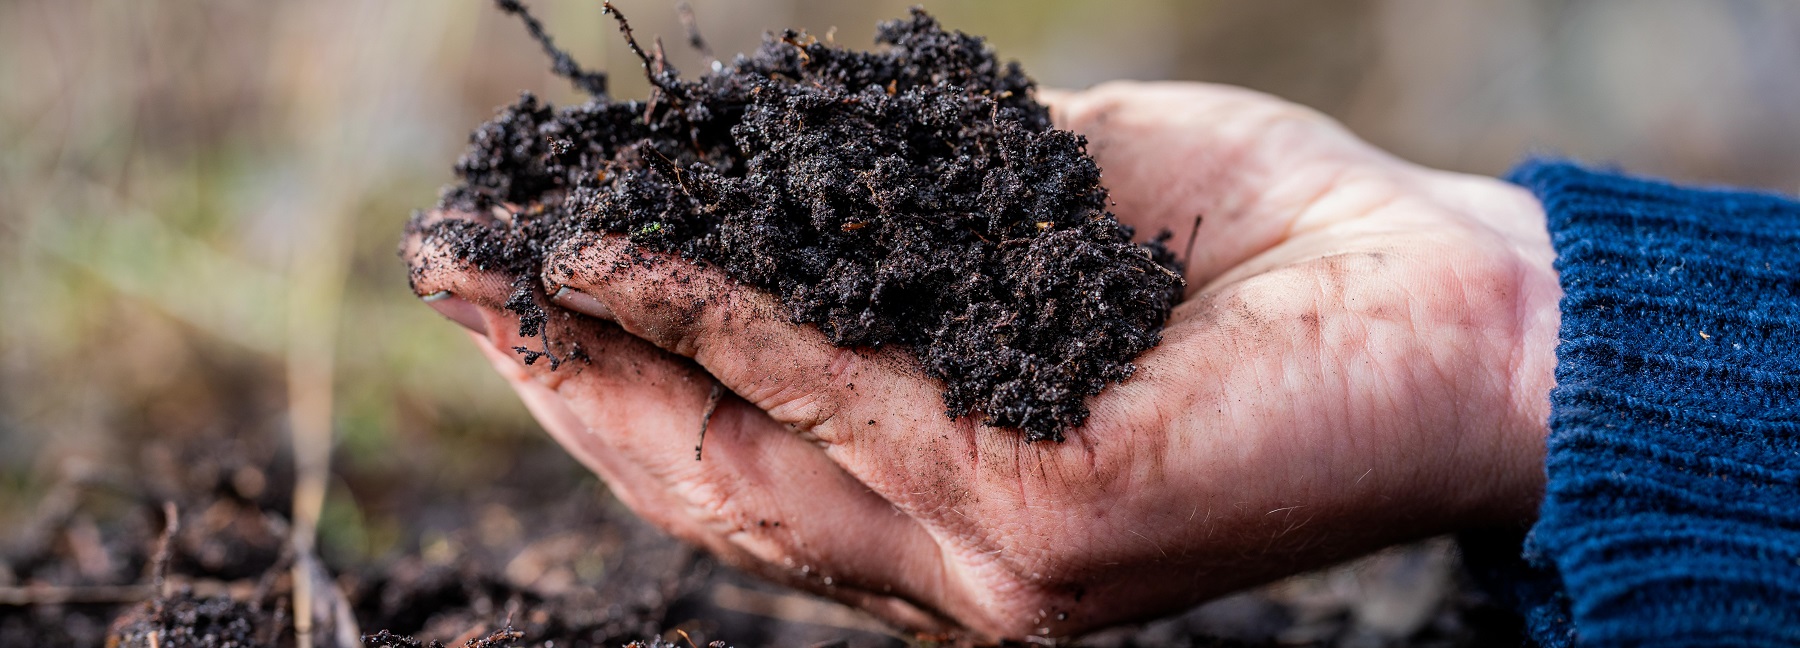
[553,286,614,321]
[422,291,489,336]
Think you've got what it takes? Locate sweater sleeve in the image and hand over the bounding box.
[1501,160,1800,647]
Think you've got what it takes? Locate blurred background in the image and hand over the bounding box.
[1,1,1797,645]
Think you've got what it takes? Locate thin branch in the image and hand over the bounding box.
[150,502,179,601]
[1135,250,1186,287]
[602,1,683,97]
[676,2,716,65]
[495,0,609,96]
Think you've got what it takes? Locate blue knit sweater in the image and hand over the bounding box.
[1492,161,1800,647]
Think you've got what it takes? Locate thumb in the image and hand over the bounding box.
[1043,81,1404,288]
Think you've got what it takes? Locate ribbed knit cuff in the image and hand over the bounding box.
[1507,160,1800,647]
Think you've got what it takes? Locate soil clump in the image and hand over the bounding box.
[411,3,1185,441]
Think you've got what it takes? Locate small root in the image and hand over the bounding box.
[676,1,716,65]
[151,502,179,602]
[696,381,725,461]
[493,0,608,96]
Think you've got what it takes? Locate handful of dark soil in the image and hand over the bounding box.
[412,3,1183,441]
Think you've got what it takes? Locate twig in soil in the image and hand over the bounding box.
[450,625,491,646]
[696,382,724,461]
[142,502,180,648]
[602,1,682,98]
[251,528,297,612]
[495,0,609,96]
[1135,251,1186,287]
[287,170,354,648]
[675,2,716,65]
[151,502,179,602]
[640,142,698,198]
[475,627,526,648]
[779,31,814,63]
[654,36,670,77]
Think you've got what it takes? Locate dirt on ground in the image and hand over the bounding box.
[0,380,1522,647]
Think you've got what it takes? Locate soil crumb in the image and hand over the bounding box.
[108,590,272,648]
[410,4,1183,441]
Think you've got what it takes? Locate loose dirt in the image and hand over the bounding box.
[410,4,1184,441]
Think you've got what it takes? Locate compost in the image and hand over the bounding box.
[411,3,1184,441]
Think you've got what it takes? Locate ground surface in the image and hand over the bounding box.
[0,383,1523,647]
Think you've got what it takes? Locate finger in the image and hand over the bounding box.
[466,291,959,629]
[400,208,523,335]
[540,234,942,440]
[539,235,992,529]
[401,209,503,297]
[534,235,1163,638]
[471,334,716,542]
[500,349,961,637]
[1043,81,1406,288]
[411,211,972,631]
[538,236,1330,636]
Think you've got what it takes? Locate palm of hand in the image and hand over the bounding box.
[406,82,1560,638]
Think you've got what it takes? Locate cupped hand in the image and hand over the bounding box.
[403,81,1561,639]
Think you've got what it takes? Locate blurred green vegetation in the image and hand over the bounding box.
[1,0,1796,563]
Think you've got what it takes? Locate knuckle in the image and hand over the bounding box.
[664,471,761,544]
[941,541,1081,638]
[1085,79,1147,102]
[541,232,612,289]
[758,346,857,431]
[1060,81,1140,130]
[966,585,1070,638]
[678,480,812,571]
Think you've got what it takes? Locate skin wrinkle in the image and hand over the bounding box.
[948,488,1076,611]
[1317,266,1402,510]
[775,346,862,430]
[1432,266,1520,518]
[1422,233,1543,518]
[1506,271,1556,503]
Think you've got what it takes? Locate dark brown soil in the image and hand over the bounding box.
[109,590,272,647]
[409,4,1184,441]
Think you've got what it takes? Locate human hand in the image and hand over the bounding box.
[404,81,1561,639]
